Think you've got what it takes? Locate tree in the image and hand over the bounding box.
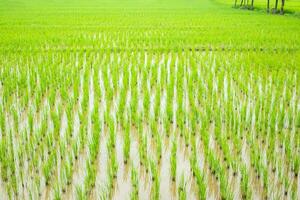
[274,0,279,13]
[251,0,254,9]
[280,0,285,14]
[234,0,286,14]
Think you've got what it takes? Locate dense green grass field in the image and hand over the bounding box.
[0,0,299,199]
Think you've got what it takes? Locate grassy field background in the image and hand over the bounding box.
[1,0,300,51]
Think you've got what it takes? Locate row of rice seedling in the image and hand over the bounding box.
[0,49,299,199]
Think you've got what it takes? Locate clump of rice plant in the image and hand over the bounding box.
[84,160,97,195]
[130,167,139,200]
[76,186,87,200]
[123,122,131,164]
[240,165,252,200]
[178,175,187,200]
[150,159,160,200]
[170,139,177,182]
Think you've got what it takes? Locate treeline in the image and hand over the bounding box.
[234,0,286,14]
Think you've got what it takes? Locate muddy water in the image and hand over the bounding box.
[176,141,197,200]
[112,133,131,200]
[86,124,200,200]
[159,141,173,200]
[0,179,9,200]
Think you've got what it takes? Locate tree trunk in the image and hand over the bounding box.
[274,0,279,13]
[235,0,238,7]
[267,0,270,12]
[251,0,254,9]
[240,0,244,7]
[280,0,285,14]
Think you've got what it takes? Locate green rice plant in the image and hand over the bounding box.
[150,159,160,200]
[262,167,269,198]
[12,107,19,134]
[33,170,42,197]
[143,87,150,121]
[282,173,293,196]
[130,167,139,200]
[196,172,206,200]
[64,158,74,186]
[54,183,62,200]
[0,138,8,182]
[107,164,115,197]
[7,151,17,197]
[42,148,57,186]
[154,89,161,122]
[107,116,116,150]
[292,156,299,178]
[219,168,233,200]
[43,158,53,186]
[84,160,97,194]
[166,94,174,125]
[72,141,79,160]
[183,128,190,147]
[59,141,66,160]
[138,133,147,166]
[28,111,34,134]
[51,110,60,137]
[150,119,158,138]
[296,109,300,128]
[89,127,101,164]
[109,150,118,180]
[0,108,6,135]
[123,122,131,164]
[156,133,162,163]
[91,106,100,129]
[117,90,126,124]
[290,184,297,200]
[79,125,88,152]
[178,175,187,200]
[240,165,252,200]
[76,186,87,200]
[164,117,171,138]
[170,139,177,182]
[6,182,14,200]
[190,152,206,200]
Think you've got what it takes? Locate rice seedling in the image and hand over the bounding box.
[178,175,187,200]
[130,167,139,200]
[84,160,96,195]
[190,153,206,200]
[123,121,131,164]
[63,158,74,186]
[76,186,87,200]
[155,133,162,163]
[170,139,177,182]
[150,159,160,200]
[54,183,62,200]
